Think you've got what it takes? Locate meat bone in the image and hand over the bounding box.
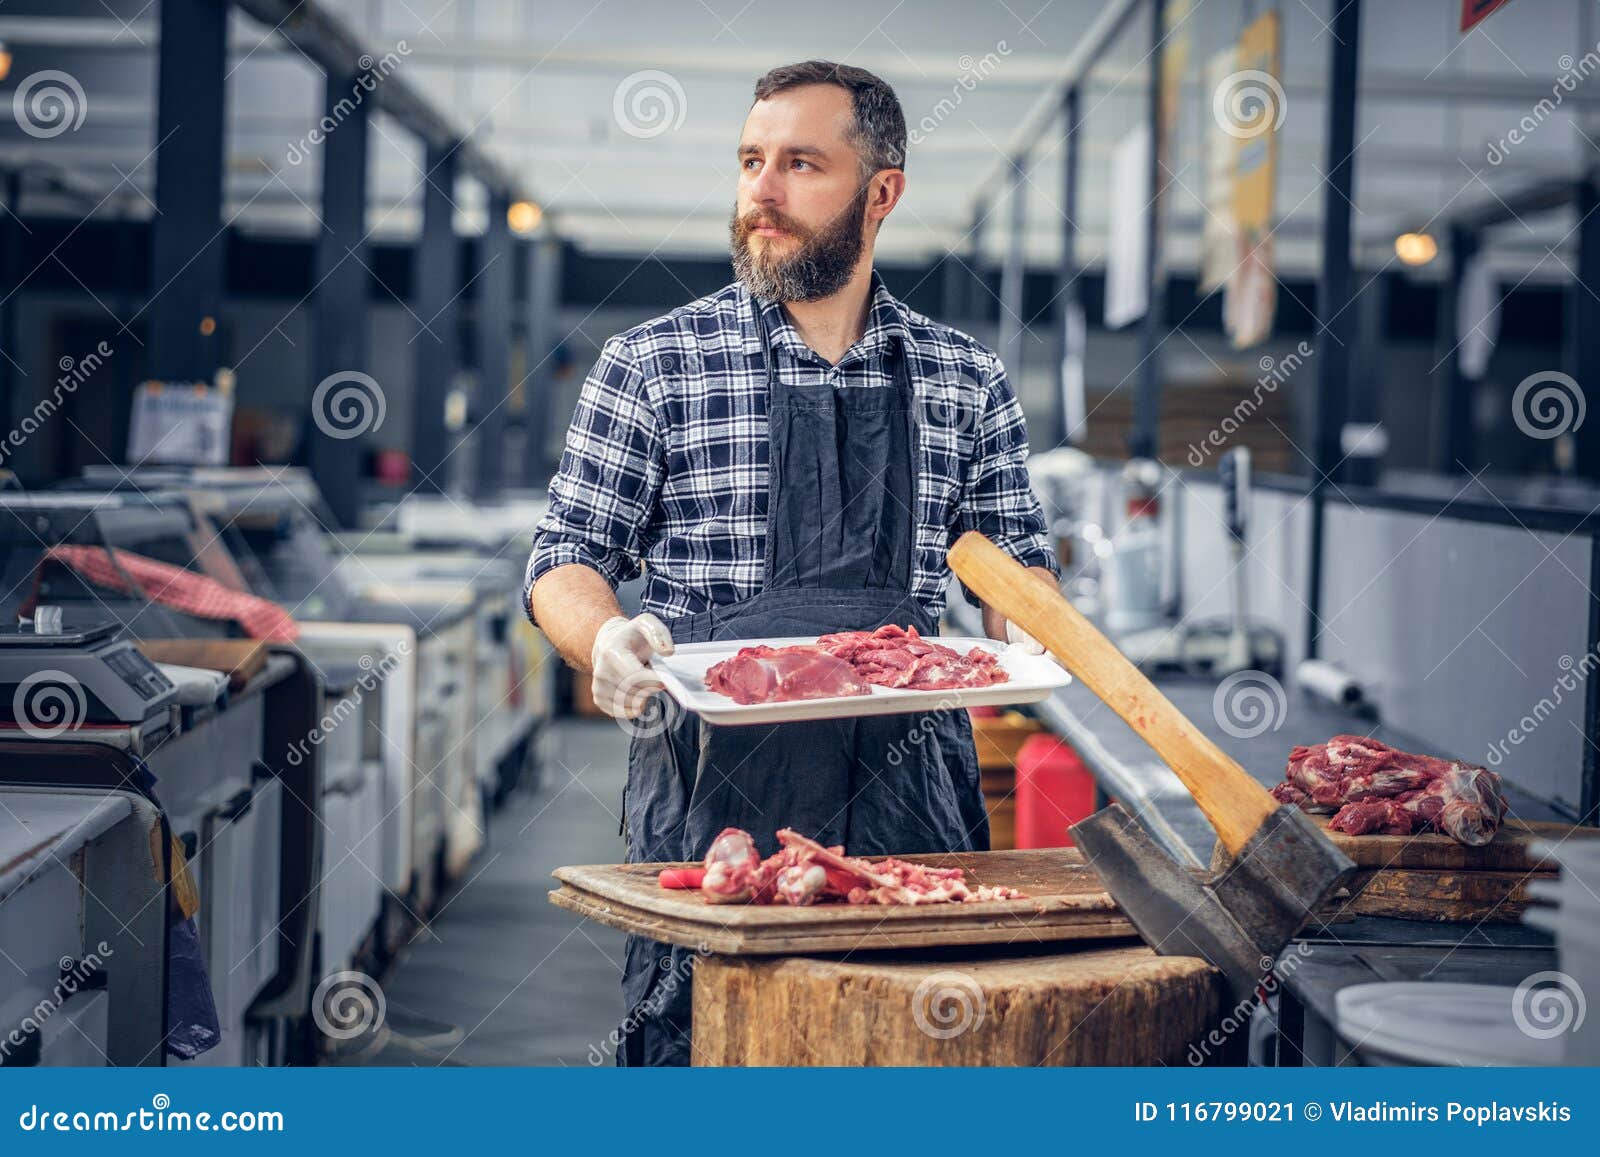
[947,531,1356,1009]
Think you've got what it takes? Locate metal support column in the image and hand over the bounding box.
[522,233,563,485]
[1569,176,1600,482]
[966,210,988,325]
[940,254,964,326]
[1128,0,1166,461]
[1058,85,1084,449]
[998,158,1028,382]
[0,172,20,458]
[1304,0,1362,661]
[309,67,372,529]
[148,0,228,384]
[410,144,460,493]
[472,195,514,500]
[1436,223,1480,475]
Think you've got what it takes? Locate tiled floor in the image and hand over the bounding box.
[343,718,632,1066]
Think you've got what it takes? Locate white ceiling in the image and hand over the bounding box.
[0,0,1596,278]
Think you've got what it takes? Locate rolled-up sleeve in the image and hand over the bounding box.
[954,356,1059,605]
[524,336,663,622]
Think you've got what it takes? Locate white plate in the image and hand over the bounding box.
[649,635,1071,726]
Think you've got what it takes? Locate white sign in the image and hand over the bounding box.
[127,382,234,466]
[1104,123,1151,330]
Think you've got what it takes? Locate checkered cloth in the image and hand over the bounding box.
[524,275,1058,624]
[40,545,300,642]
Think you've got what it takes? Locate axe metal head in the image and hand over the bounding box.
[1071,802,1356,1008]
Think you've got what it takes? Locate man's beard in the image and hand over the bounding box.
[730,184,869,303]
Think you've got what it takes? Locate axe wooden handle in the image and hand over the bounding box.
[949,531,1278,856]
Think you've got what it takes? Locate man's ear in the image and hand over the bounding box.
[868,169,906,223]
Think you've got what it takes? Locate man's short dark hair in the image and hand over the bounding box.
[752,60,907,176]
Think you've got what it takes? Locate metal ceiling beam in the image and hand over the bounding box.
[228,0,527,207]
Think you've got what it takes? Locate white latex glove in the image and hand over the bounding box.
[1005,619,1046,656]
[591,613,675,719]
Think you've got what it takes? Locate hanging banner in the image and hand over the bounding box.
[1461,0,1515,32]
[1199,46,1240,293]
[1223,10,1283,349]
[1155,0,1191,269]
[127,382,234,466]
[1104,122,1151,330]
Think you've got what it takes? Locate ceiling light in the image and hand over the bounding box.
[0,41,11,83]
[1394,232,1437,266]
[507,200,542,234]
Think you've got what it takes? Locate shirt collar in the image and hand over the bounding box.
[740,271,912,364]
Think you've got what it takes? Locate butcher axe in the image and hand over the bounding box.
[948,532,1354,1008]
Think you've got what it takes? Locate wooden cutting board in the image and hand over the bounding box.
[137,638,267,692]
[550,848,1138,955]
[1313,815,1599,872]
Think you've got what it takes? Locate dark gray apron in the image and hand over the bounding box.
[616,299,988,1067]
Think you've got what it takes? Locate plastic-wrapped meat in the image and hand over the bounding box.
[1397,764,1505,846]
[704,646,870,704]
[1273,735,1507,847]
[701,827,768,903]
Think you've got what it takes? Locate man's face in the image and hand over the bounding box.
[731,84,880,302]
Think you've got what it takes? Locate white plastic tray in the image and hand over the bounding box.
[649,635,1071,726]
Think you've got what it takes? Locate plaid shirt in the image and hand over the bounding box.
[524,275,1058,625]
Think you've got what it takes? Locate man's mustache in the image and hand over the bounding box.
[735,208,811,240]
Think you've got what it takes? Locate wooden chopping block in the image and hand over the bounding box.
[137,638,267,692]
[693,944,1224,1066]
[1340,868,1544,923]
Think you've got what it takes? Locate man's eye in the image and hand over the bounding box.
[743,158,761,171]
[791,160,811,171]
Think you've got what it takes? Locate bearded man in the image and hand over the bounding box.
[524,60,1060,1066]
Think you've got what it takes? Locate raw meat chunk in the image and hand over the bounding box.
[1273,735,1507,847]
[704,646,870,704]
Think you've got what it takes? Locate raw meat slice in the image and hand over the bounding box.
[815,624,1009,691]
[1273,735,1507,847]
[704,646,870,705]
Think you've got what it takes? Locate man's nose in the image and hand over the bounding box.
[747,163,782,206]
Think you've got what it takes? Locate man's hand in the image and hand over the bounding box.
[591,613,675,719]
[1005,619,1045,655]
[981,565,1061,660]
